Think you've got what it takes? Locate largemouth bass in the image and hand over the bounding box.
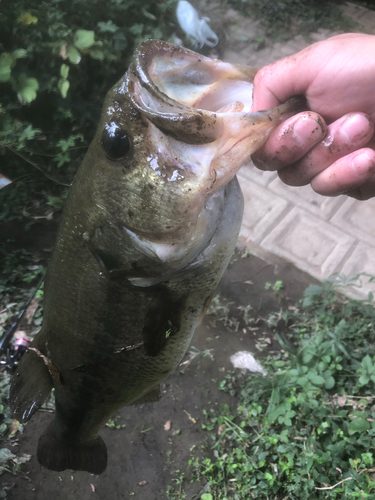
[10,40,303,474]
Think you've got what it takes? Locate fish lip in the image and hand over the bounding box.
[122,186,225,268]
[122,224,194,268]
[126,40,223,145]
[122,221,181,241]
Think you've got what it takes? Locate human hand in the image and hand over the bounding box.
[251,33,375,200]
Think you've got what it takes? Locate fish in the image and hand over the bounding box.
[9,39,303,474]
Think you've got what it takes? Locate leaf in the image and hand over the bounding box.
[90,49,104,61]
[74,30,95,49]
[349,416,370,435]
[0,448,16,465]
[60,64,69,79]
[58,79,70,98]
[324,376,335,389]
[12,49,27,59]
[18,13,38,25]
[201,495,213,500]
[359,374,370,385]
[361,355,374,373]
[16,75,39,103]
[129,24,144,36]
[0,53,13,82]
[18,124,40,142]
[10,419,19,435]
[308,373,325,386]
[142,7,157,20]
[67,45,81,65]
[302,351,314,364]
[97,21,119,33]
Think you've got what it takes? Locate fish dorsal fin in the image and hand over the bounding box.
[10,348,54,423]
[131,385,161,405]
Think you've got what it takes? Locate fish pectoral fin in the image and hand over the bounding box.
[10,348,54,423]
[131,385,161,405]
[143,289,187,357]
[37,421,107,474]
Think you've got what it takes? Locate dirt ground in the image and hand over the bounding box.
[0,220,317,500]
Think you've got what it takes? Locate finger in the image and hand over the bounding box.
[251,112,326,171]
[278,113,374,186]
[252,51,315,111]
[310,148,375,197]
[253,63,302,111]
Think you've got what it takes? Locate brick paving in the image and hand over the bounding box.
[212,2,375,298]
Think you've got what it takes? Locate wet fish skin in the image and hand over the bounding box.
[10,40,304,475]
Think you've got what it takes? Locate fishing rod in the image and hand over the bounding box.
[0,274,45,370]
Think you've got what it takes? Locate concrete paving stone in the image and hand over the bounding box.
[223,49,248,65]
[268,176,345,220]
[237,177,291,244]
[342,2,375,31]
[240,19,262,32]
[309,29,337,43]
[238,161,278,187]
[339,242,375,298]
[220,0,375,299]
[260,208,355,279]
[330,197,375,246]
[248,46,280,66]
[222,7,241,21]
[277,43,302,57]
[288,34,311,50]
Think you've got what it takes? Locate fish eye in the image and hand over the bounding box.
[101,122,132,160]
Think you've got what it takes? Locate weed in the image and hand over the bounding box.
[208,294,255,332]
[180,346,214,373]
[193,278,375,498]
[265,280,283,294]
[105,414,126,430]
[0,0,177,226]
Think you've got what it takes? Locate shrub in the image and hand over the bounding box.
[0,0,176,223]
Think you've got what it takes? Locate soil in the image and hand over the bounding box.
[0,221,318,500]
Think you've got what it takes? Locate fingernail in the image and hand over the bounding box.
[292,115,325,146]
[351,152,375,177]
[341,114,371,142]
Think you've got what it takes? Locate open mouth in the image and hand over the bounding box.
[149,54,254,114]
[122,40,305,265]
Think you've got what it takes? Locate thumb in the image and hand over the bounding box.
[252,56,311,112]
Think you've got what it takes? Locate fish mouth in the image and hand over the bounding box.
[119,41,305,266]
[126,40,304,192]
[127,39,254,146]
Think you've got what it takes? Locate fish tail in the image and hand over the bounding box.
[37,421,107,474]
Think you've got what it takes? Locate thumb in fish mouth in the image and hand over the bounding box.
[127,39,306,188]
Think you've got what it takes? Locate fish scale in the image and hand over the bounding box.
[9,39,304,474]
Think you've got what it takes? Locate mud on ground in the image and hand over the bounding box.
[0,236,317,500]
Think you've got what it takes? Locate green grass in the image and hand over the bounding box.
[190,277,375,499]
